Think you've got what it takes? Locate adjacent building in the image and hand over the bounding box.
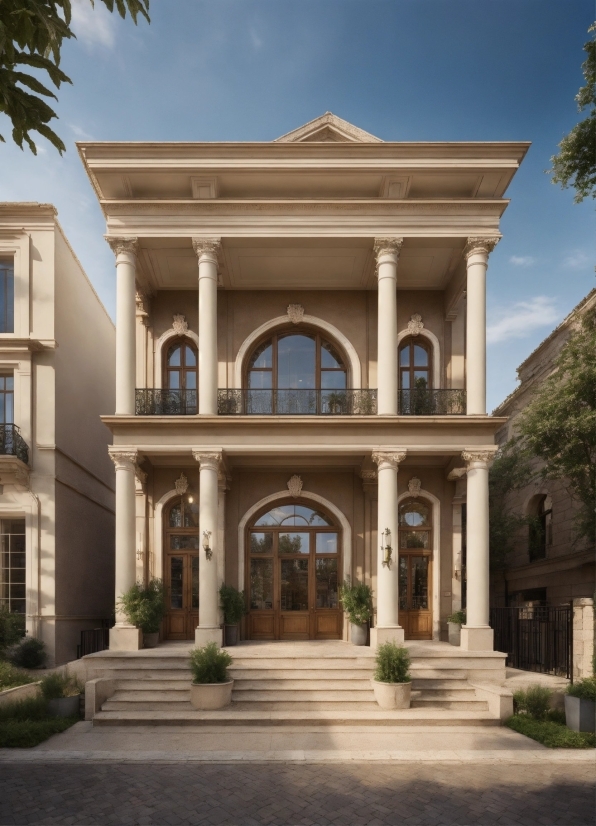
[0,203,115,665]
[78,113,529,653]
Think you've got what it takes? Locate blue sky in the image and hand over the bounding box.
[0,0,593,410]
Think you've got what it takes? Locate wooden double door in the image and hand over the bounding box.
[164,551,199,640]
[247,503,342,640]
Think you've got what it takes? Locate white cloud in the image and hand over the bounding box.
[509,255,535,267]
[563,250,590,269]
[487,296,559,344]
[71,0,116,49]
[249,28,263,50]
[69,123,94,140]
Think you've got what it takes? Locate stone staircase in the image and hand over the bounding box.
[85,641,507,727]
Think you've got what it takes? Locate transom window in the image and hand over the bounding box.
[399,338,432,390]
[0,519,26,613]
[247,331,347,391]
[165,339,197,391]
[399,498,431,549]
[0,260,14,334]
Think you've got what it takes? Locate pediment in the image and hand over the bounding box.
[275,112,382,143]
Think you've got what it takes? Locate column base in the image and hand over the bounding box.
[370,626,405,647]
[195,626,223,648]
[109,625,142,651]
[460,626,494,651]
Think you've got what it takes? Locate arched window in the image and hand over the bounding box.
[164,338,197,414]
[245,330,347,414]
[528,495,552,561]
[399,337,432,390]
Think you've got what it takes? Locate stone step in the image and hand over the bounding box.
[231,689,375,702]
[410,678,468,689]
[411,699,488,711]
[233,679,373,691]
[230,701,382,711]
[228,668,373,680]
[93,708,500,727]
[115,680,191,691]
[103,700,193,711]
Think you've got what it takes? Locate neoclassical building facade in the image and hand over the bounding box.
[78,113,529,653]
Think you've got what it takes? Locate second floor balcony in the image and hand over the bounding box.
[0,424,29,464]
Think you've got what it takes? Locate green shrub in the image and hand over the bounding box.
[117,579,165,633]
[506,715,596,748]
[567,677,596,702]
[0,660,34,691]
[447,610,466,625]
[219,584,247,625]
[0,717,77,748]
[0,696,48,722]
[512,685,552,720]
[189,642,232,684]
[0,607,25,653]
[40,673,81,701]
[7,637,46,669]
[339,580,373,625]
[374,641,411,684]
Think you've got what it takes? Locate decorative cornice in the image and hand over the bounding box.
[172,314,188,335]
[287,474,303,497]
[406,314,424,336]
[407,477,422,497]
[464,236,500,260]
[372,450,407,470]
[373,237,404,261]
[106,236,138,257]
[461,449,496,469]
[287,304,304,324]
[175,473,189,495]
[191,237,221,259]
[108,448,138,470]
[192,450,222,472]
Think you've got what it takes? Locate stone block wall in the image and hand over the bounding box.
[573,598,595,681]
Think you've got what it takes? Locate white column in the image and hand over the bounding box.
[464,237,499,415]
[107,237,138,415]
[193,450,223,647]
[109,448,142,651]
[374,238,403,415]
[460,450,494,651]
[135,290,149,389]
[371,450,407,645]
[192,238,221,415]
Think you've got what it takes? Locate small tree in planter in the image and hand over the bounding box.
[117,579,165,648]
[40,673,82,718]
[189,642,233,710]
[447,610,466,646]
[339,579,373,645]
[565,678,596,733]
[219,584,247,646]
[372,641,412,709]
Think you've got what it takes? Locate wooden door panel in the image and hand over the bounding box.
[314,613,342,639]
[166,612,187,640]
[250,613,275,639]
[280,613,309,639]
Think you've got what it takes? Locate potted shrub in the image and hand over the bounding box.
[189,642,233,710]
[118,579,165,648]
[41,673,82,718]
[219,584,247,647]
[447,610,466,646]
[7,636,46,669]
[339,579,373,645]
[372,641,412,709]
[565,678,596,733]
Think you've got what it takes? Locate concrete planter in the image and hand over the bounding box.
[48,694,81,718]
[190,680,234,710]
[224,624,239,646]
[448,622,461,646]
[143,632,159,649]
[565,695,596,733]
[350,623,368,646]
[372,679,411,710]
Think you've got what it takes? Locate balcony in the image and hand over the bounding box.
[136,389,197,415]
[398,389,466,415]
[0,424,29,464]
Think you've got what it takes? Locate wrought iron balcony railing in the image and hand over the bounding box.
[217,389,378,416]
[136,389,197,415]
[0,424,29,464]
[398,389,466,415]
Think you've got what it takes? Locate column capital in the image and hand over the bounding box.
[464,237,500,261]
[192,237,221,263]
[372,450,407,470]
[461,449,497,470]
[374,237,404,265]
[109,447,138,471]
[192,450,222,472]
[106,236,139,258]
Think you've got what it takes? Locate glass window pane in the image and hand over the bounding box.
[5,377,13,391]
[399,502,431,527]
[295,506,332,526]
[169,556,183,609]
[250,342,272,369]
[278,533,310,554]
[414,371,429,388]
[184,502,200,528]
[321,341,344,369]
[191,556,199,609]
[185,346,196,367]
[414,345,429,366]
[280,558,308,611]
[411,557,429,609]
[401,372,410,389]
[315,558,338,608]
[185,371,197,390]
[169,505,182,528]
[250,532,273,554]
[170,535,201,550]
[250,559,273,609]
[400,531,430,550]
[255,505,294,526]
[277,335,316,389]
[316,533,338,554]
[248,371,272,390]
[399,346,410,366]
[168,346,181,367]
[168,371,181,389]
[399,557,408,610]
[320,372,347,390]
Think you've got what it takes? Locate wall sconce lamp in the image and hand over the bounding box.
[202,530,213,561]
[381,527,392,568]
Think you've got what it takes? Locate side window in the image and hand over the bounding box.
[0,518,26,613]
[0,375,14,424]
[399,337,432,390]
[165,339,197,391]
[0,260,14,334]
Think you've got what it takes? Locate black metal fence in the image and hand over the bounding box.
[136,389,197,415]
[490,605,572,679]
[76,627,110,658]
[0,424,29,464]
[398,389,466,415]
[217,388,378,415]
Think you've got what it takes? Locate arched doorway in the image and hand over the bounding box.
[398,497,433,639]
[163,496,200,640]
[246,501,342,640]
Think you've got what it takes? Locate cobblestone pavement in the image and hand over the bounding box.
[0,761,594,826]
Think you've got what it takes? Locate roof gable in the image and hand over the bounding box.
[275,112,382,143]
